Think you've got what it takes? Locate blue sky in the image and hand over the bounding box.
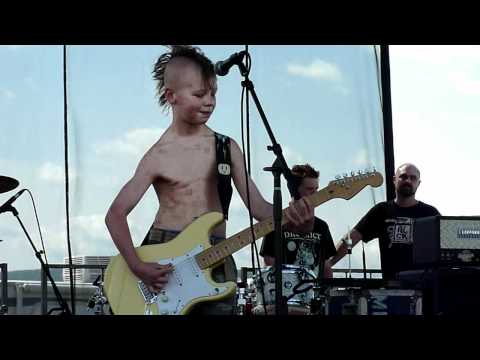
[2,45,476,276]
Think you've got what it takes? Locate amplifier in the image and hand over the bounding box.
[413,216,480,266]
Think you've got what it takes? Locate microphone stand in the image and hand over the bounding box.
[236,55,300,316]
[4,205,71,315]
[346,229,353,279]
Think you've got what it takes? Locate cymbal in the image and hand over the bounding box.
[0,176,19,194]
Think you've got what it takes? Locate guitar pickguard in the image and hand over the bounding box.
[139,244,227,315]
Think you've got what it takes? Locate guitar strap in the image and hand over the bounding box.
[214,132,233,220]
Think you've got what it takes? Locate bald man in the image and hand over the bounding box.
[327,163,440,281]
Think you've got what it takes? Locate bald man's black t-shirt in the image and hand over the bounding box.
[355,200,440,280]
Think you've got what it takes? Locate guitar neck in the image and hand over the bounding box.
[195,187,333,269]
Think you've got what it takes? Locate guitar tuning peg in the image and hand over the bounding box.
[335,175,341,180]
[350,171,356,177]
[372,166,376,172]
[343,173,348,178]
[357,170,363,175]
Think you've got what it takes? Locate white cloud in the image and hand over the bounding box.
[393,109,480,216]
[0,89,16,100]
[391,45,480,102]
[283,145,306,166]
[42,213,120,261]
[37,162,76,184]
[71,214,109,240]
[448,70,480,96]
[353,148,368,167]
[391,45,480,66]
[0,45,25,50]
[287,59,342,82]
[24,77,37,90]
[95,127,165,158]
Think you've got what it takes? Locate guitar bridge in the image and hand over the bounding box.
[138,281,158,304]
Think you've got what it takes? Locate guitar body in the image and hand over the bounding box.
[104,212,236,315]
[104,171,383,315]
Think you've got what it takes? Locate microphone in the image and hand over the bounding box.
[0,189,26,214]
[214,51,247,76]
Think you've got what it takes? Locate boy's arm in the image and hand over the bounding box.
[229,139,314,230]
[105,152,172,291]
[229,139,272,221]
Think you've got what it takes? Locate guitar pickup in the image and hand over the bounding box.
[137,281,158,304]
[187,257,201,278]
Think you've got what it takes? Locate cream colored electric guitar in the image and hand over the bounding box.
[103,170,383,315]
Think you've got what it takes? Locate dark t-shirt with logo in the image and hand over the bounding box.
[260,217,336,276]
[355,200,440,280]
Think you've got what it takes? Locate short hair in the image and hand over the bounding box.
[291,164,319,179]
[152,45,215,112]
[396,163,421,178]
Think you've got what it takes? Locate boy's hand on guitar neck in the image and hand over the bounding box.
[284,196,315,234]
[132,261,174,292]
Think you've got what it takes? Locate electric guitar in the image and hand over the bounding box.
[103,170,383,315]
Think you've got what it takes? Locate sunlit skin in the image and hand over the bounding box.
[105,58,314,291]
[393,163,421,207]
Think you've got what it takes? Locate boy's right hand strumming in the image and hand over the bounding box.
[132,262,174,292]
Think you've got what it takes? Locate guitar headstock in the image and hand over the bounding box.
[327,170,384,200]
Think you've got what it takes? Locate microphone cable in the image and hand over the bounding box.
[25,189,49,267]
[237,45,268,315]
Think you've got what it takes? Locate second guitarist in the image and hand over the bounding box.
[260,164,337,280]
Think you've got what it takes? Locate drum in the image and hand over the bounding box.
[252,265,316,315]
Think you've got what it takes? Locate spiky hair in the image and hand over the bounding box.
[152,45,215,112]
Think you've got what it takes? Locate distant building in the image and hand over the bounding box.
[63,256,111,283]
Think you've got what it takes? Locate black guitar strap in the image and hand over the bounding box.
[215,132,233,220]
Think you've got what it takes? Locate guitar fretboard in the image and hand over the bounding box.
[195,185,336,269]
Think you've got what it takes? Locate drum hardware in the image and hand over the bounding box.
[235,284,255,315]
[286,278,314,302]
[0,181,71,315]
[87,275,109,315]
[309,295,328,315]
[342,290,359,315]
[253,265,316,315]
[254,268,269,316]
[0,176,19,194]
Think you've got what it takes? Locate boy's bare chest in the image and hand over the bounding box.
[158,142,217,181]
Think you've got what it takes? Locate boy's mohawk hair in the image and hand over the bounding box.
[152,45,215,111]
